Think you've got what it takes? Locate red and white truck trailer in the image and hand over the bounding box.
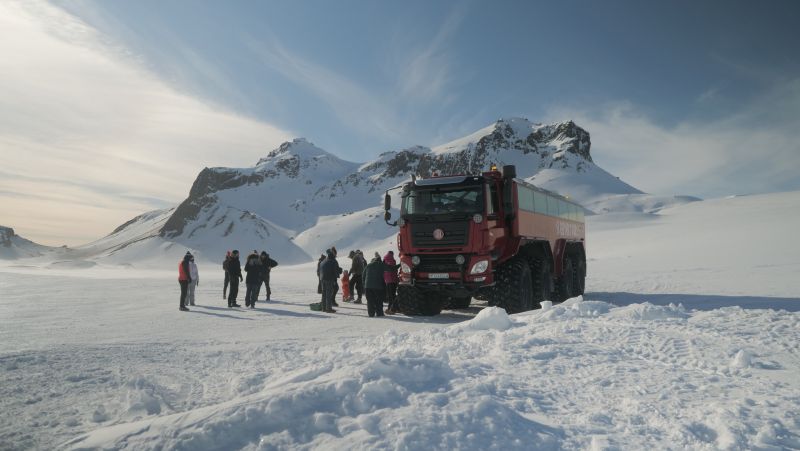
[384,165,586,315]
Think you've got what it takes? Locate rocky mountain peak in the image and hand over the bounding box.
[0,226,15,247]
[258,138,332,165]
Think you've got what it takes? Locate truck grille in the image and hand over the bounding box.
[415,254,463,273]
[410,222,469,247]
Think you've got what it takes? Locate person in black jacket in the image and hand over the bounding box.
[243,251,262,308]
[316,254,326,295]
[319,248,342,313]
[362,255,386,317]
[259,251,278,301]
[222,251,231,300]
[178,252,193,312]
[330,246,340,307]
[349,250,366,303]
[227,250,243,307]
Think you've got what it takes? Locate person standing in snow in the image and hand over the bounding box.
[330,246,340,307]
[316,254,326,296]
[222,251,231,300]
[187,253,199,306]
[227,250,242,307]
[319,248,342,313]
[348,250,366,303]
[362,254,386,317]
[341,270,351,302]
[383,251,400,314]
[259,251,278,301]
[178,252,193,312]
[243,250,262,308]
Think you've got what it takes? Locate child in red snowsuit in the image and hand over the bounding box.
[341,270,352,302]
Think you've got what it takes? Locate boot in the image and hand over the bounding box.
[180,306,190,311]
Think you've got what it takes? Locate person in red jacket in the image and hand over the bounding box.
[178,252,193,311]
[341,270,352,302]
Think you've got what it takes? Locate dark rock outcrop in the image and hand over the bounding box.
[0,226,15,247]
[160,195,216,238]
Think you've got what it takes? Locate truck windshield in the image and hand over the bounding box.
[402,186,484,215]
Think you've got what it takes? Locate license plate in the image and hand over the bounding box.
[428,273,449,279]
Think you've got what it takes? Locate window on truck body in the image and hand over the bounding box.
[545,194,557,217]
[517,184,534,212]
[561,199,571,220]
[533,190,546,215]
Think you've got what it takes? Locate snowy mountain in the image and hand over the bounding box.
[14,118,699,265]
[0,226,56,260]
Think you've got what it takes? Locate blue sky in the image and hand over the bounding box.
[2,0,799,245]
[56,0,799,147]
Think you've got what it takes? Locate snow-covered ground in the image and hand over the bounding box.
[1,192,799,450]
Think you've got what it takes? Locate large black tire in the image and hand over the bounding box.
[487,258,534,314]
[555,258,575,302]
[532,259,549,307]
[445,296,471,310]
[397,285,442,316]
[573,257,586,295]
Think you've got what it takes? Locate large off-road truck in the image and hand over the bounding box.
[383,165,586,316]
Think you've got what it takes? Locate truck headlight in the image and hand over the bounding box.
[470,260,489,274]
[411,255,421,266]
[400,262,411,274]
[473,214,483,224]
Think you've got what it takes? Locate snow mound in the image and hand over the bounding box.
[606,302,690,321]
[67,347,562,450]
[538,296,613,320]
[363,353,454,392]
[731,349,754,369]
[463,306,513,331]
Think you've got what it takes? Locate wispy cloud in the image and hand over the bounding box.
[547,78,800,198]
[393,6,468,104]
[247,38,405,145]
[0,1,293,246]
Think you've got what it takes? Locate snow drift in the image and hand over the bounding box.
[65,296,800,450]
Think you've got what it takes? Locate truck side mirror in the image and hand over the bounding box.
[384,193,391,211]
[384,211,392,222]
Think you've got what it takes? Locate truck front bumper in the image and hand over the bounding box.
[399,273,494,297]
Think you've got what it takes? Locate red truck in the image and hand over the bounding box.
[383,165,586,315]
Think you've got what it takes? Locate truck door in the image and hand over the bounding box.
[485,182,505,249]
